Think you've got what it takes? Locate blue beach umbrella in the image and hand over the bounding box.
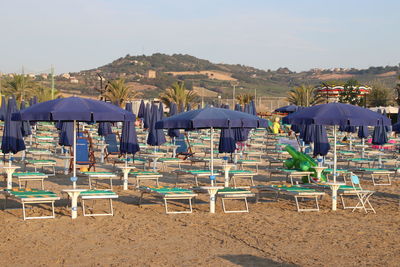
[250,100,256,116]
[0,96,7,121]
[357,126,369,139]
[186,103,192,112]
[275,105,298,113]
[197,104,202,109]
[158,102,164,120]
[14,97,135,188]
[137,100,145,119]
[283,103,390,184]
[143,102,151,129]
[120,103,140,163]
[234,103,242,112]
[98,122,113,137]
[59,121,74,146]
[372,124,388,145]
[313,125,330,157]
[20,101,32,137]
[147,104,166,146]
[167,103,180,138]
[2,97,26,164]
[219,128,236,153]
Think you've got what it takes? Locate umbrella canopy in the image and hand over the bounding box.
[120,102,140,155]
[143,102,151,129]
[275,105,298,113]
[219,128,236,153]
[137,100,145,119]
[147,104,166,146]
[14,97,135,122]
[167,103,180,138]
[283,103,391,126]
[20,100,32,137]
[156,107,268,130]
[1,97,26,154]
[59,121,74,146]
[357,126,370,139]
[0,96,7,121]
[313,125,330,156]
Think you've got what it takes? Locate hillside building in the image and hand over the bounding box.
[145,70,156,79]
[316,84,371,102]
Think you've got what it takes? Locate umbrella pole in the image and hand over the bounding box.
[73,120,77,188]
[333,125,337,183]
[210,127,214,185]
[8,152,11,167]
[361,138,365,158]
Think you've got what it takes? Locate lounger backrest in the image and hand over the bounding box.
[350,174,362,189]
[76,138,89,162]
[175,133,188,154]
[105,133,119,153]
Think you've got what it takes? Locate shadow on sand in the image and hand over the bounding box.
[220,254,298,267]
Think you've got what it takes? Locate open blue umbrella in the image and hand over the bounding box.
[147,104,166,146]
[20,101,32,137]
[156,107,267,176]
[275,105,298,113]
[167,103,180,138]
[137,100,145,119]
[283,102,390,186]
[14,97,134,188]
[2,97,26,169]
[313,125,330,156]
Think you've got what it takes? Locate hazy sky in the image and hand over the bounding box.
[1,0,399,74]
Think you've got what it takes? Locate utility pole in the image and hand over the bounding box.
[51,65,55,100]
[201,87,204,108]
[232,83,236,107]
[22,65,24,75]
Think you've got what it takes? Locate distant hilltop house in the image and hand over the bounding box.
[70,77,79,84]
[61,73,71,79]
[316,84,371,102]
[145,70,157,79]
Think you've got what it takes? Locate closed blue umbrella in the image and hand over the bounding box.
[0,96,7,121]
[120,103,140,155]
[20,101,32,136]
[372,125,388,145]
[234,103,242,112]
[2,97,25,158]
[186,103,192,112]
[137,100,145,119]
[301,124,315,145]
[244,104,250,114]
[358,126,369,139]
[143,102,151,129]
[290,124,301,133]
[147,104,166,146]
[339,125,356,133]
[59,121,74,146]
[313,125,330,156]
[219,128,236,153]
[197,104,202,109]
[250,100,256,116]
[159,102,164,120]
[98,122,113,137]
[167,103,180,138]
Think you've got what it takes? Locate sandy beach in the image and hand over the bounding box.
[1,157,399,267]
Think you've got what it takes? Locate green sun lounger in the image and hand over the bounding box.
[79,189,118,216]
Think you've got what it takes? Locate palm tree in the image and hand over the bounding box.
[103,78,140,107]
[36,86,61,102]
[4,74,36,101]
[159,81,197,112]
[287,85,323,107]
[368,81,393,107]
[235,93,254,106]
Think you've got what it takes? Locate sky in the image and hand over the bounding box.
[0,0,399,74]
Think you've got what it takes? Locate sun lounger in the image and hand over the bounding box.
[174,169,220,186]
[25,159,56,176]
[352,168,395,186]
[252,184,325,212]
[228,170,257,187]
[12,172,48,189]
[158,157,185,170]
[1,188,60,220]
[138,186,197,214]
[217,187,255,213]
[81,171,117,189]
[237,159,260,172]
[79,190,118,216]
[269,169,313,184]
[129,171,162,187]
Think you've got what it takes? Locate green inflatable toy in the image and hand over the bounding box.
[284,145,327,182]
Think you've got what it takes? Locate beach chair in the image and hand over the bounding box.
[174,169,220,186]
[70,137,96,172]
[24,159,56,176]
[176,133,195,160]
[158,157,185,170]
[12,172,48,189]
[252,184,325,212]
[81,171,117,189]
[352,168,394,186]
[104,134,120,162]
[138,186,197,214]
[338,174,375,213]
[1,188,60,220]
[217,187,255,213]
[79,190,118,216]
[129,171,162,187]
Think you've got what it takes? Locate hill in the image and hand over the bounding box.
[56,53,400,99]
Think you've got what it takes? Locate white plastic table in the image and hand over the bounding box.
[57,155,73,175]
[3,166,20,189]
[119,166,135,190]
[325,182,346,211]
[223,164,235,187]
[313,166,327,181]
[199,186,223,213]
[63,188,87,219]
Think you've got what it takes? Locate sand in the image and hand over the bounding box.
[0,158,399,267]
